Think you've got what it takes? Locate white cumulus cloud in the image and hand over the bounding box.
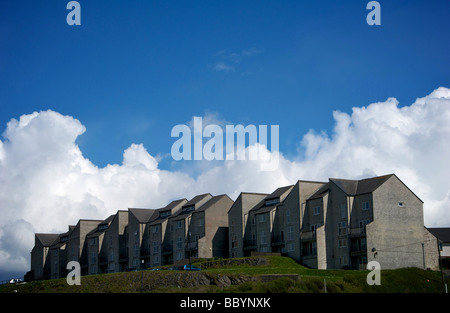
[0,87,449,275]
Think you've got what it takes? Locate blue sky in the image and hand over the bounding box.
[1,1,450,281]
[1,0,449,169]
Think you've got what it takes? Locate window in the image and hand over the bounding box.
[176,220,183,229]
[311,224,320,233]
[152,225,159,233]
[176,237,183,249]
[258,214,266,223]
[338,239,347,248]
[160,210,171,218]
[287,226,294,241]
[287,243,295,252]
[338,221,347,235]
[339,256,348,265]
[182,205,195,213]
[362,201,370,210]
[265,198,280,206]
[198,218,204,227]
[90,251,97,264]
[261,231,268,244]
[285,209,291,224]
[313,206,320,215]
[153,241,159,253]
[309,242,317,255]
[340,203,347,219]
[359,219,371,233]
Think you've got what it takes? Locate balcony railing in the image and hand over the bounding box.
[300,231,316,241]
[271,235,285,246]
[349,227,367,237]
[185,241,198,251]
[243,239,257,249]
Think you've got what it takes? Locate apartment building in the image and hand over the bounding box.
[127,208,157,269]
[234,174,439,271]
[145,199,187,266]
[30,233,60,280]
[228,192,267,258]
[187,194,233,259]
[104,210,129,273]
[49,226,74,279]
[66,219,103,276]
[86,215,115,275]
[249,186,294,254]
[29,174,441,280]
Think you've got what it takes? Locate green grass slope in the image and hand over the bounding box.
[1,256,448,293]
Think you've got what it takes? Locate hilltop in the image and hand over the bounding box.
[1,256,448,293]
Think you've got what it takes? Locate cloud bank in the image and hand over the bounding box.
[1,87,449,274]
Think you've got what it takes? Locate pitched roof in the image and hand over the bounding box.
[87,214,116,238]
[98,214,115,226]
[183,193,212,208]
[427,228,450,242]
[170,194,213,221]
[163,198,188,211]
[147,198,188,225]
[330,174,393,196]
[266,185,294,200]
[250,185,294,214]
[35,233,60,246]
[129,208,158,223]
[194,194,233,212]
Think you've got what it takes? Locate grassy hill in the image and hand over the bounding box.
[1,256,448,293]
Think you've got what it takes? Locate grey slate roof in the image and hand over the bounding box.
[129,208,158,223]
[147,198,188,225]
[265,185,294,200]
[250,185,294,214]
[194,194,233,212]
[87,214,116,238]
[330,174,393,196]
[170,193,213,221]
[427,228,450,243]
[35,233,60,246]
[183,193,212,208]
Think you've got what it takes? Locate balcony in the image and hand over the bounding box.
[349,227,366,238]
[186,241,198,251]
[162,244,173,255]
[271,235,285,247]
[300,231,316,241]
[243,239,257,250]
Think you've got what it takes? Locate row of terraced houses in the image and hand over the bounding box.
[29,174,442,281]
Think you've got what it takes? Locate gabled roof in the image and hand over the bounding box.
[194,194,233,213]
[265,185,294,200]
[98,214,115,226]
[87,214,116,238]
[129,208,158,223]
[427,227,450,243]
[147,198,188,225]
[163,198,188,212]
[170,194,213,221]
[330,174,393,196]
[250,185,294,214]
[182,193,212,208]
[35,233,60,246]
